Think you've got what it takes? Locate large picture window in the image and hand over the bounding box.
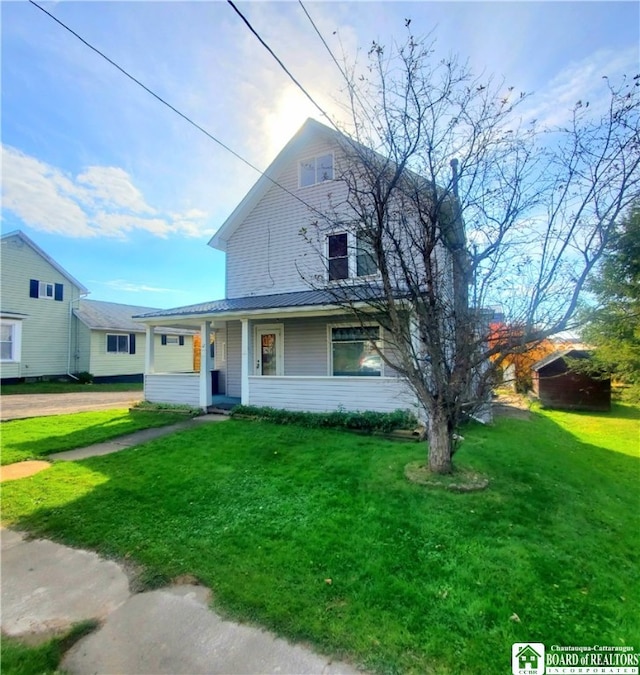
[331,325,381,376]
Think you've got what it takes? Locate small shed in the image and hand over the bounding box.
[531,349,611,411]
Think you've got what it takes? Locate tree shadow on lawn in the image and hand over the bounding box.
[1,412,185,465]
[2,418,639,674]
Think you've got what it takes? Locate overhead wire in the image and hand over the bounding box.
[226,0,340,133]
[27,0,332,222]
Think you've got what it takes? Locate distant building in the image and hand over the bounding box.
[531,349,611,411]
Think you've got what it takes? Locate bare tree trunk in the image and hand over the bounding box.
[427,405,453,473]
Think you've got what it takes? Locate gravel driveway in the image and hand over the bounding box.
[1,391,144,421]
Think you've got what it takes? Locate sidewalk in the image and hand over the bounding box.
[1,413,361,674]
[1,413,227,482]
[1,529,361,674]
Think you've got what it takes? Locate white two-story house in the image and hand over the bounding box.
[137,119,430,414]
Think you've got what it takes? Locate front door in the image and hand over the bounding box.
[255,327,283,375]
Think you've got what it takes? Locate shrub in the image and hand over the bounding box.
[230,405,417,433]
[76,371,94,384]
[132,401,202,416]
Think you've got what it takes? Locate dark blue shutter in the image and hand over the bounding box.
[29,279,39,298]
[179,335,185,346]
[161,335,167,345]
[129,333,136,354]
[54,283,64,301]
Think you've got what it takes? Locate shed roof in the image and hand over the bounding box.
[531,349,592,372]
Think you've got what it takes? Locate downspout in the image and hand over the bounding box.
[67,290,86,380]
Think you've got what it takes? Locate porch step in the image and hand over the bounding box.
[207,406,235,415]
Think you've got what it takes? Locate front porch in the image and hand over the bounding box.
[137,290,421,416]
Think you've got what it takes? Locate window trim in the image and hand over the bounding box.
[0,320,22,363]
[106,333,136,355]
[327,322,383,377]
[325,230,379,283]
[298,152,334,188]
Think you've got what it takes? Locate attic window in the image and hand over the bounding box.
[299,154,333,187]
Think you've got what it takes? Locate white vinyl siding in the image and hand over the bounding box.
[248,376,416,414]
[225,138,348,298]
[1,234,82,378]
[88,331,194,377]
[225,321,242,397]
[144,373,200,406]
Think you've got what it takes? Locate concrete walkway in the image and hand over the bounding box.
[0,414,228,482]
[1,529,360,674]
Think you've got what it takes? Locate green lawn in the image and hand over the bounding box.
[1,404,638,674]
[1,409,189,465]
[1,382,143,395]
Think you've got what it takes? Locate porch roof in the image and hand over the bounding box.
[134,286,391,323]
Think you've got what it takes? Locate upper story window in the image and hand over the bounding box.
[1,320,22,362]
[327,231,378,281]
[29,279,63,301]
[299,154,333,188]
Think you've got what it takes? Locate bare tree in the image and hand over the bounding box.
[302,35,640,474]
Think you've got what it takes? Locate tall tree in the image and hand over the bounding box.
[581,202,640,393]
[302,34,639,473]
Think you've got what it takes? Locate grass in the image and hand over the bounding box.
[1,403,638,673]
[1,409,189,465]
[1,381,143,395]
[1,621,98,675]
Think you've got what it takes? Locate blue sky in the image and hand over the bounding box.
[2,1,638,309]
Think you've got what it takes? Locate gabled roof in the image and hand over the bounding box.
[74,299,195,335]
[209,118,340,252]
[1,230,89,294]
[531,349,592,372]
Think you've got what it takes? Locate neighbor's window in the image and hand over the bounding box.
[107,334,130,354]
[331,325,381,376]
[299,154,333,187]
[161,335,185,346]
[0,321,21,362]
[29,279,63,301]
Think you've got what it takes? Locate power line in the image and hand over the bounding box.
[296,1,371,127]
[27,0,331,221]
[226,0,339,132]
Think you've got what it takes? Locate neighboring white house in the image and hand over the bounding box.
[1,231,196,383]
[73,299,196,383]
[1,230,88,381]
[136,118,425,413]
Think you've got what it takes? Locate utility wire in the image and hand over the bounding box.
[226,0,339,132]
[297,1,372,129]
[27,0,331,221]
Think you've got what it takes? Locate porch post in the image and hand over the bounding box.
[199,320,212,410]
[241,317,249,405]
[145,325,155,374]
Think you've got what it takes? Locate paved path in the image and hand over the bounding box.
[1,391,143,421]
[0,414,228,481]
[1,529,360,674]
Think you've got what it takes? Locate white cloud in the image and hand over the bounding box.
[100,279,181,294]
[521,47,638,129]
[1,145,212,240]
